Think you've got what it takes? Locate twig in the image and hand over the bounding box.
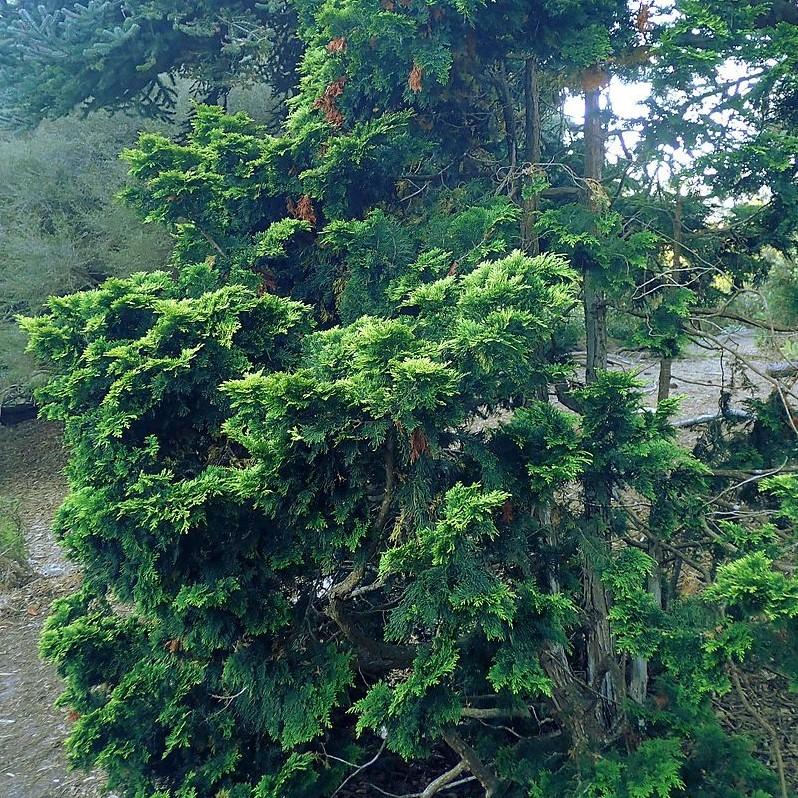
[461,706,530,719]
[368,773,477,798]
[689,327,798,409]
[692,307,798,335]
[729,665,788,798]
[766,362,798,378]
[672,409,752,428]
[197,226,226,258]
[708,459,790,505]
[329,738,387,798]
[420,760,469,798]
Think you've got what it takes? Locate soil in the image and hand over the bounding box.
[609,325,782,418]
[0,421,106,798]
[0,328,794,798]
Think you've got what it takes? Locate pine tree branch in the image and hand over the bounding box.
[325,436,414,667]
[672,409,753,428]
[688,328,798,406]
[708,459,791,505]
[554,381,584,413]
[461,706,531,719]
[419,760,469,798]
[620,513,710,581]
[326,598,413,668]
[197,225,226,258]
[329,436,396,603]
[367,770,477,798]
[691,307,798,335]
[442,729,501,798]
[766,362,798,378]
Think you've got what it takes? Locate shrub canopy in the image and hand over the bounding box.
[22,0,798,797]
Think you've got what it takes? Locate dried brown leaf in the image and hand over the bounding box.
[287,194,318,226]
[408,63,423,93]
[313,77,347,127]
[326,36,347,54]
[409,428,429,463]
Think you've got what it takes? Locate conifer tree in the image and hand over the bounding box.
[0,0,300,126]
[23,1,798,797]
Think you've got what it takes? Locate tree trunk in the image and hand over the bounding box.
[584,275,608,386]
[634,198,683,701]
[521,59,541,255]
[493,61,518,201]
[583,536,620,726]
[657,196,682,403]
[540,644,593,754]
[582,86,607,384]
[657,358,673,403]
[540,505,580,732]
[580,78,622,731]
[629,541,662,704]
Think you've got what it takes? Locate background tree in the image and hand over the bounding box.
[0,112,171,411]
[0,0,301,127]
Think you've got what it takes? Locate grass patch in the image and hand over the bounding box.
[0,496,29,587]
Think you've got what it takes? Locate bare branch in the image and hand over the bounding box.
[729,666,789,798]
[329,739,387,798]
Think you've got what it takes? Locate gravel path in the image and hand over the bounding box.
[0,421,105,798]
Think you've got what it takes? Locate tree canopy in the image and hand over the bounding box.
[0,0,301,126]
[0,112,171,406]
[15,0,798,796]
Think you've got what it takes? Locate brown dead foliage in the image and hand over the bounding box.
[313,77,347,127]
[258,272,278,295]
[635,1,653,33]
[408,63,424,93]
[287,194,318,226]
[409,428,430,463]
[165,638,183,654]
[326,36,347,54]
[581,66,610,92]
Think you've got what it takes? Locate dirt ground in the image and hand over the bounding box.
[0,421,108,798]
[0,327,794,798]
[609,325,782,417]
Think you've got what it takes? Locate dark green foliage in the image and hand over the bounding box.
[29,250,793,795]
[761,253,798,325]
[25,249,577,796]
[0,1,301,126]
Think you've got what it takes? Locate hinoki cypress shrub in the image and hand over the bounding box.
[23,0,797,796]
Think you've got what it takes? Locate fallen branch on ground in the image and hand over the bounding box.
[766,361,798,378]
[672,408,753,428]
